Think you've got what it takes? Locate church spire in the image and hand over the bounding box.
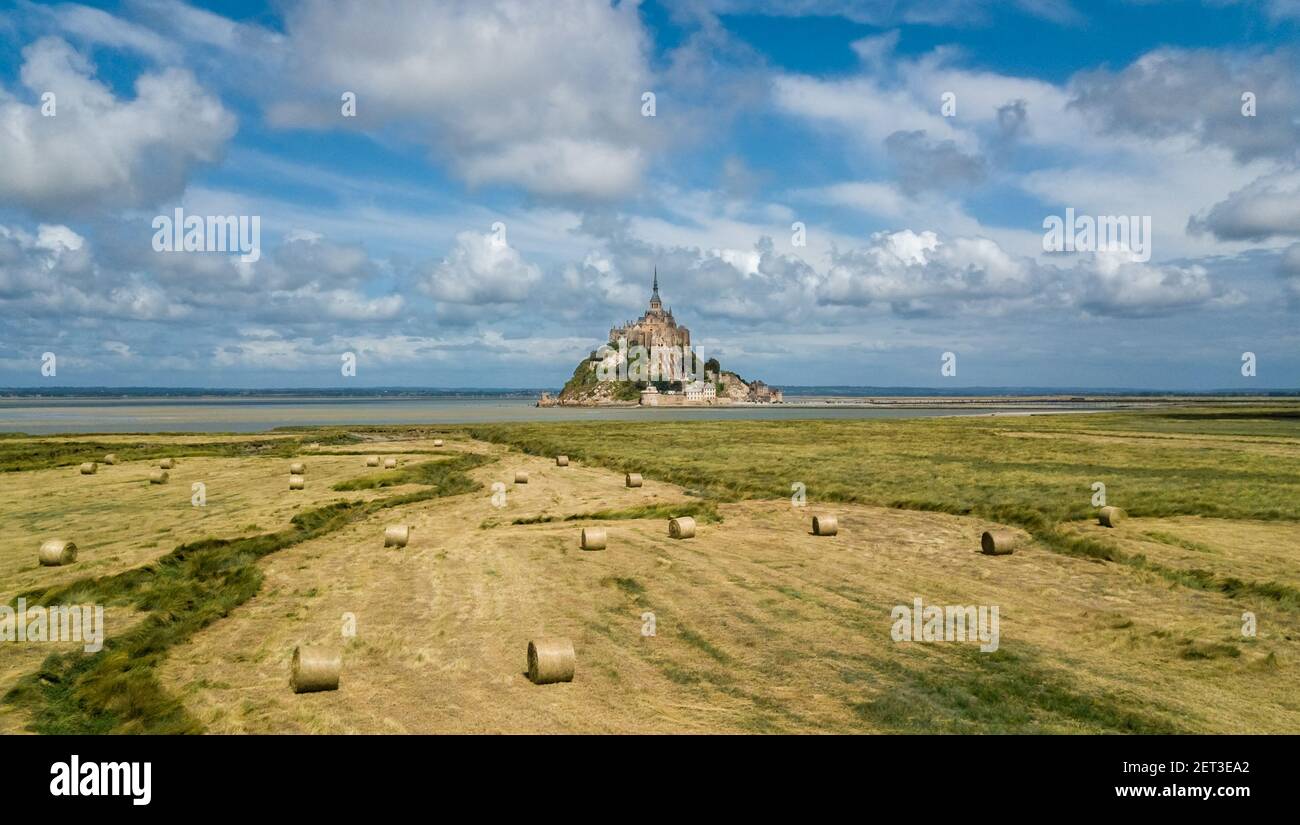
[649,266,662,310]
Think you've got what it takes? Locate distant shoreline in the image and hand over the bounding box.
[1,394,1296,435]
[2,387,1297,401]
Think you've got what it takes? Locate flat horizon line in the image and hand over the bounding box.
[1,385,1297,397]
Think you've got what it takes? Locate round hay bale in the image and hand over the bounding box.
[555,455,569,467]
[580,527,607,551]
[625,472,643,488]
[383,457,398,469]
[79,462,97,475]
[289,462,305,475]
[158,458,175,469]
[103,453,119,465]
[515,470,529,484]
[668,516,696,539]
[149,470,169,484]
[981,529,1019,556]
[288,475,305,491]
[366,455,380,467]
[812,514,838,536]
[527,638,575,685]
[290,645,341,694]
[38,539,77,566]
[434,439,444,447]
[1099,506,1126,527]
[383,525,411,548]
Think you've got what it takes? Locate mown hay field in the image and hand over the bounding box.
[2,407,1299,733]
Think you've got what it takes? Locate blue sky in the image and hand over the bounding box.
[1,0,1298,389]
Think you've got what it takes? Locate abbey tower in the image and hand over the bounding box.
[608,269,691,350]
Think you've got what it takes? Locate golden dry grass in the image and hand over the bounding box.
[1066,517,1300,587]
[0,452,431,606]
[4,413,1299,734]
[155,446,1300,733]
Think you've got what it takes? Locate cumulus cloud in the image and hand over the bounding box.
[0,218,405,328]
[1067,47,1300,164]
[0,222,92,298]
[1189,173,1300,241]
[140,232,385,304]
[263,0,653,199]
[820,230,1038,315]
[421,231,542,305]
[1071,251,1236,317]
[561,212,820,326]
[810,228,1240,318]
[775,35,1299,263]
[0,37,237,214]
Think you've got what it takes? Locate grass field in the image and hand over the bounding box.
[2,406,1298,733]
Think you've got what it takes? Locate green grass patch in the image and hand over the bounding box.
[601,576,646,597]
[1142,530,1221,555]
[850,646,1185,734]
[0,432,362,474]
[509,500,721,526]
[469,409,1300,526]
[332,454,491,492]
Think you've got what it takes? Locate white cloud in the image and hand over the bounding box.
[1189,172,1300,241]
[264,0,653,199]
[422,231,542,304]
[34,3,181,62]
[820,229,1039,311]
[1067,47,1300,164]
[1072,251,1238,317]
[773,72,967,152]
[0,37,237,213]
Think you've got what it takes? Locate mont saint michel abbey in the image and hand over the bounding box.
[540,270,782,407]
[608,269,691,350]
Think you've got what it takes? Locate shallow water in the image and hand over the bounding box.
[0,396,1113,434]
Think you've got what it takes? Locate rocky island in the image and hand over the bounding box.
[538,271,782,407]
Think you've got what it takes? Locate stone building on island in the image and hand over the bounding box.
[542,271,783,407]
[608,269,691,351]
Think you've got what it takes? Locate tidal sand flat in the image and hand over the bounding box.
[0,395,1122,434]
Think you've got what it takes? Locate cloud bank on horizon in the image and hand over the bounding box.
[1,0,1297,389]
